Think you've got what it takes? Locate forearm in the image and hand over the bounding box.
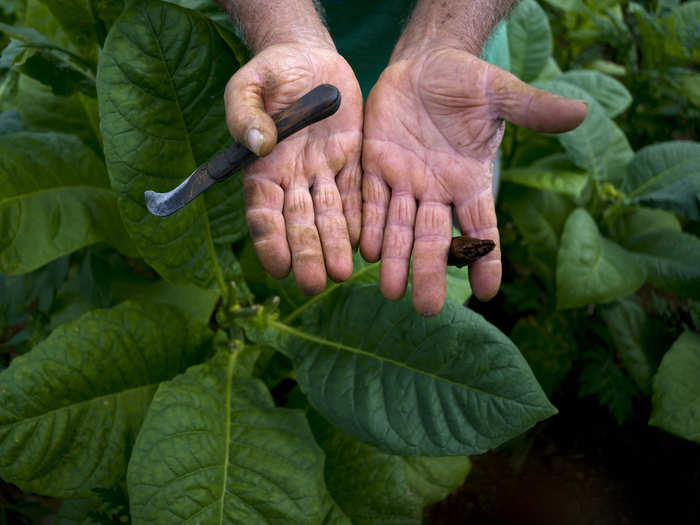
[215,0,333,53]
[391,0,517,61]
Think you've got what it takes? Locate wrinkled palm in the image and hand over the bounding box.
[361,48,587,314]
[225,44,364,294]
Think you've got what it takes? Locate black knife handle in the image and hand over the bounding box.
[206,84,341,181]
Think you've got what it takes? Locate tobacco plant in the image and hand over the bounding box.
[0,1,557,523]
[500,0,700,432]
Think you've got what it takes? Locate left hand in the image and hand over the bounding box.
[224,44,363,295]
[361,47,587,315]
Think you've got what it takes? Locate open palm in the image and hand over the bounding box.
[361,48,587,315]
[225,44,363,294]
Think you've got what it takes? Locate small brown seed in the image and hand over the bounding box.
[447,236,496,268]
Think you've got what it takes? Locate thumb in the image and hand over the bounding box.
[223,64,278,156]
[488,66,587,133]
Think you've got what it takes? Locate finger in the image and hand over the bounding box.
[411,202,452,317]
[224,65,277,156]
[311,172,353,282]
[488,66,588,133]
[336,162,362,248]
[455,189,502,301]
[360,171,390,262]
[284,183,327,295]
[243,174,290,279]
[379,193,416,301]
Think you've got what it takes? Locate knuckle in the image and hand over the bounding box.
[390,196,416,226]
[243,177,283,207]
[457,190,496,232]
[246,209,283,240]
[321,213,349,239]
[337,167,361,192]
[362,201,386,227]
[362,176,389,205]
[414,233,451,249]
[383,230,413,257]
[416,203,450,231]
[313,183,342,210]
[285,188,312,216]
[341,191,362,215]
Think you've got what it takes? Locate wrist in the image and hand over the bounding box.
[218,0,335,54]
[390,0,516,64]
[390,34,479,64]
[251,23,335,54]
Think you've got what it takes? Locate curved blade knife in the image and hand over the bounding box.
[144,84,341,217]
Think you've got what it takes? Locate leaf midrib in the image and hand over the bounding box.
[141,8,225,294]
[270,320,543,406]
[628,155,699,197]
[218,350,236,525]
[0,382,158,429]
[284,262,379,323]
[0,184,114,206]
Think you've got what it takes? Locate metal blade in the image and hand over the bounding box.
[144,84,342,217]
[144,165,218,217]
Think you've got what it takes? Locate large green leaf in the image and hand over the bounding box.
[559,70,632,117]
[0,130,134,274]
[240,240,381,322]
[204,175,247,244]
[98,0,244,291]
[630,2,700,67]
[112,279,220,325]
[662,2,700,63]
[445,265,472,305]
[622,141,700,220]
[606,206,681,244]
[649,331,700,443]
[320,493,352,525]
[601,298,656,393]
[511,314,578,396]
[0,301,213,497]
[675,69,700,108]
[556,208,645,309]
[0,108,21,133]
[56,485,130,525]
[508,0,552,82]
[307,407,470,525]
[92,0,126,32]
[579,345,640,426]
[5,74,101,152]
[533,56,562,82]
[503,185,574,285]
[535,80,633,184]
[0,21,96,96]
[625,230,700,299]
[55,496,103,525]
[164,0,241,32]
[32,0,101,59]
[24,0,76,50]
[501,167,587,197]
[541,0,586,12]
[127,348,327,525]
[262,284,556,456]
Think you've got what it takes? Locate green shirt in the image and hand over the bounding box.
[321,0,510,97]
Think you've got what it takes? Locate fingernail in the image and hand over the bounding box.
[247,128,264,155]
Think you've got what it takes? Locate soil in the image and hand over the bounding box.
[425,393,700,525]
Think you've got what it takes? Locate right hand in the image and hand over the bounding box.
[225,44,363,295]
[360,48,587,315]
